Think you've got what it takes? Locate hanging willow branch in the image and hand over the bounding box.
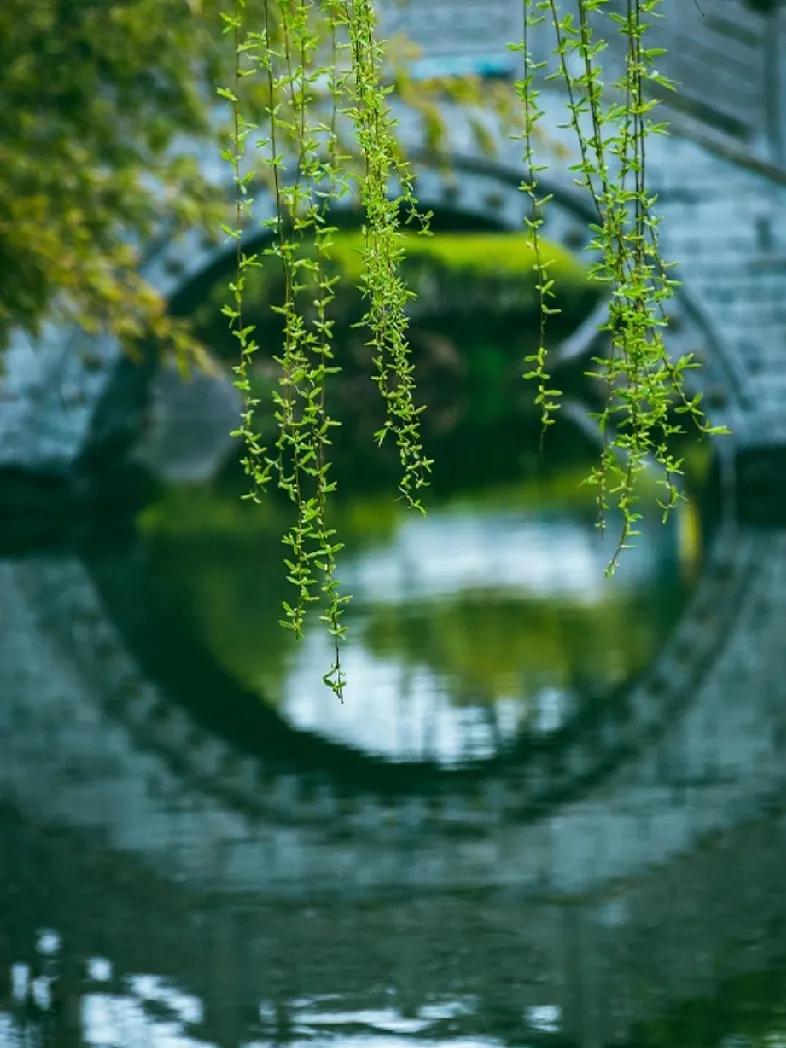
[222,0,351,697]
[342,0,432,512]
[521,0,725,570]
[514,0,561,440]
[219,0,725,692]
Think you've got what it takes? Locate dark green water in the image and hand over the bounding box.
[134,448,694,766]
[3,414,786,1048]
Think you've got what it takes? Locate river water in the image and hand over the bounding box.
[2,372,786,1048]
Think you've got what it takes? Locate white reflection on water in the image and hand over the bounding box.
[10,965,216,1048]
[284,635,533,763]
[283,635,583,763]
[0,972,503,1048]
[340,510,660,607]
[525,1003,561,1032]
[256,993,500,1047]
[80,992,215,1048]
[0,1017,20,1048]
[127,977,203,1026]
[88,957,113,983]
[281,1039,501,1048]
[35,930,60,956]
[277,505,677,764]
[10,965,28,1005]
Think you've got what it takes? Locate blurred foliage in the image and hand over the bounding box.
[0,0,520,359]
[0,0,239,355]
[359,590,662,704]
[324,229,588,282]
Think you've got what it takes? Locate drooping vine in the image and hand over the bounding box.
[526,0,725,569]
[220,0,268,501]
[514,0,562,440]
[343,0,432,512]
[221,0,352,697]
[219,0,725,691]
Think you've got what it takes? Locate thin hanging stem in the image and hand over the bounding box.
[516,0,561,441]
[343,0,432,512]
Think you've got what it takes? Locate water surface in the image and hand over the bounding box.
[3,418,786,1048]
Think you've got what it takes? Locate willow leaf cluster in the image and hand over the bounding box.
[222,0,437,695]
[344,0,433,511]
[519,0,724,569]
[222,0,355,697]
[221,0,721,689]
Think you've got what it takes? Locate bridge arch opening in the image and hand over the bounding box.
[83,156,738,792]
[124,151,747,492]
[1,146,727,807]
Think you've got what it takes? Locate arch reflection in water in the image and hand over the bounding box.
[10,423,786,1048]
[139,455,696,768]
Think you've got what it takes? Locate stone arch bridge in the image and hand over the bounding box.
[1,0,786,494]
[3,3,786,1045]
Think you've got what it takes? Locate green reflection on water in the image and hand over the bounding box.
[138,437,699,763]
[628,965,786,1048]
[149,226,707,761]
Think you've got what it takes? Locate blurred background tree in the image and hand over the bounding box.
[0,0,236,355]
[0,0,499,361]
